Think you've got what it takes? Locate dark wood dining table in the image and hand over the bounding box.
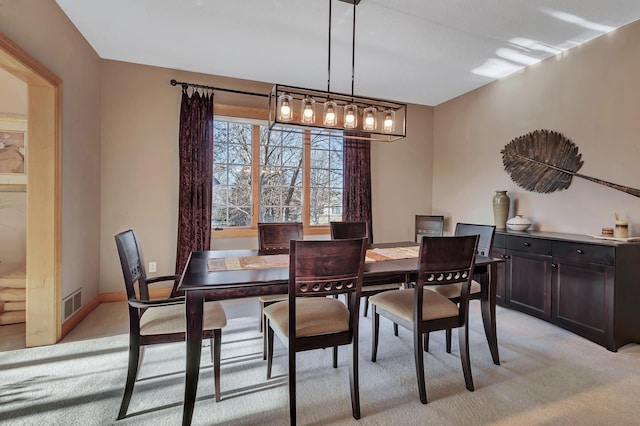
[177,241,503,425]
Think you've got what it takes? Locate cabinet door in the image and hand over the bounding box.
[552,259,614,348]
[508,250,552,320]
[491,247,507,305]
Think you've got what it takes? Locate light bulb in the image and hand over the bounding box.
[363,106,377,131]
[303,105,313,118]
[278,93,293,121]
[324,100,337,126]
[346,112,355,123]
[365,114,374,126]
[326,109,335,121]
[382,109,395,132]
[301,97,315,123]
[344,104,357,129]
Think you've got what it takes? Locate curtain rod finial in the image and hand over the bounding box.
[170,79,178,86]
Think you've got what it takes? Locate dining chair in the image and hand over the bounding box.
[370,235,479,404]
[257,222,304,358]
[114,229,227,419]
[330,221,402,320]
[425,223,496,352]
[415,214,445,242]
[264,238,367,424]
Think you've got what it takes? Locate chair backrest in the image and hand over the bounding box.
[454,223,496,257]
[258,222,303,255]
[415,215,444,242]
[289,238,367,334]
[115,229,150,302]
[330,221,370,245]
[414,235,478,322]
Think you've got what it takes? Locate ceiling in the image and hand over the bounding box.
[55,0,640,106]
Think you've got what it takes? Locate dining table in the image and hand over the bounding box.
[177,241,503,425]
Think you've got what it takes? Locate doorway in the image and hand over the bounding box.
[0,33,62,347]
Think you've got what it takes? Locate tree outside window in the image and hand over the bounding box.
[212,116,343,233]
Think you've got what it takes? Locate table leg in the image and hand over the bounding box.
[480,262,500,365]
[183,290,204,425]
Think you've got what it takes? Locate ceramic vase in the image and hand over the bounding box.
[492,190,510,229]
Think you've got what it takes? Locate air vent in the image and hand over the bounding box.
[63,289,82,321]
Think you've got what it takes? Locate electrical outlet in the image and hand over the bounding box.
[149,262,157,273]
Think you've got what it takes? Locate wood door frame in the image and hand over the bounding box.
[0,32,62,346]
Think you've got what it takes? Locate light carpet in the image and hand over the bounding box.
[1,300,639,425]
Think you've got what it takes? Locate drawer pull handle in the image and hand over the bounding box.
[576,249,584,254]
[552,263,557,268]
[523,242,531,247]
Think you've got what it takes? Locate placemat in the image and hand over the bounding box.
[206,245,420,272]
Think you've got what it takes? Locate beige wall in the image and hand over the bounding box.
[1,0,102,304]
[99,59,433,292]
[433,20,640,236]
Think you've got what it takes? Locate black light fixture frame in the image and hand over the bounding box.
[268,0,407,142]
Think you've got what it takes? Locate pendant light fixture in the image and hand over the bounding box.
[268,0,407,142]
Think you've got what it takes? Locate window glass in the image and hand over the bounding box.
[212,116,343,229]
[310,131,343,225]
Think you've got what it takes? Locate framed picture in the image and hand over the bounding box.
[0,113,27,185]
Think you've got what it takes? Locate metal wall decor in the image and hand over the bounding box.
[501,129,640,198]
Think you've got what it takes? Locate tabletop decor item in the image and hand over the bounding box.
[614,213,628,238]
[492,190,510,229]
[506,215,532,231]
[501,129,640,198]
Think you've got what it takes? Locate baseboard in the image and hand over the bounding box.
[60,287,173,338]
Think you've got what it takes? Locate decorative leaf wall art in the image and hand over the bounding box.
[501,129,640,198]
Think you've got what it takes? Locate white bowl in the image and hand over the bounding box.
[506,215,532,231]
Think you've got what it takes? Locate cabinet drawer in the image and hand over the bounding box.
[507,236,551,255]
[552,241,614,266]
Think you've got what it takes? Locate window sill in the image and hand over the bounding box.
[211,226,330,239]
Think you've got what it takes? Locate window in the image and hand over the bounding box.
[212,109,343,236]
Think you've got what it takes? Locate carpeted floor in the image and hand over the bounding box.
[1,300,639,425]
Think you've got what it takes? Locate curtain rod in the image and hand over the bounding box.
[170,79,269,98]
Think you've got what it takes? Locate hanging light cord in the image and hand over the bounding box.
[327,0,332,94]
[351,1,356,99]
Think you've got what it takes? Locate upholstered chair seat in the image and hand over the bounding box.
[264,297,349,338]
[140,301,227,336]
[370,289,459,322]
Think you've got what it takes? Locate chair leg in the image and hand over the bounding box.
[288,346,297,425]
[459,324,474,392]
[262,313,268,361]
[423,332,429,352]
[333,346,338,368]
[259,301,264,331]
[348,339,361,419]
[393,323,399,337]
[266,321,275,379]
[118,341,142,419]
[446,328,453,353]
[414,330,428,404]
[212,330,222,402]
[363,296,369,317]
[371,306,379,362]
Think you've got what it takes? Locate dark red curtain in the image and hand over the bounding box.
[342,131,373,243]
[174,88,214,291]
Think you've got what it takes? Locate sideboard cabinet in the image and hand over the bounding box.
[493,230,640,351]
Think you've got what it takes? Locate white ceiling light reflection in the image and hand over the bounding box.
[496,48,540,66]
[471,58,523,79]
[509,38,561,55]
[545,10,615,33]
